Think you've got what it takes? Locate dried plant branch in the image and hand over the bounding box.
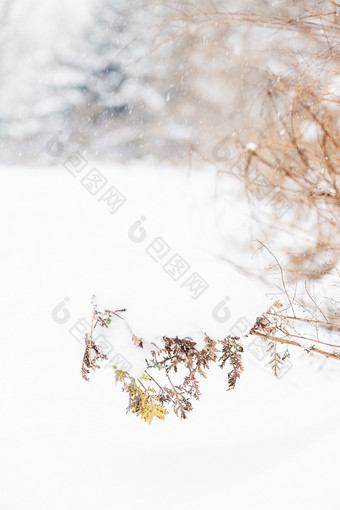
[81,282,340,422]
[219,336,244,391]
[81,308,108,381]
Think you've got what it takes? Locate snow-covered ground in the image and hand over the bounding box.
[1,161,340,510]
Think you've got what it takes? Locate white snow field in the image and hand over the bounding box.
[1,161,340,510]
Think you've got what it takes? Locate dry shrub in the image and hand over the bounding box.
[166,0,340,280]
[243,2,340,279]
[237,74,340,280]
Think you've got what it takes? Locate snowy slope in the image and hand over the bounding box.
[1,162,340,510]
